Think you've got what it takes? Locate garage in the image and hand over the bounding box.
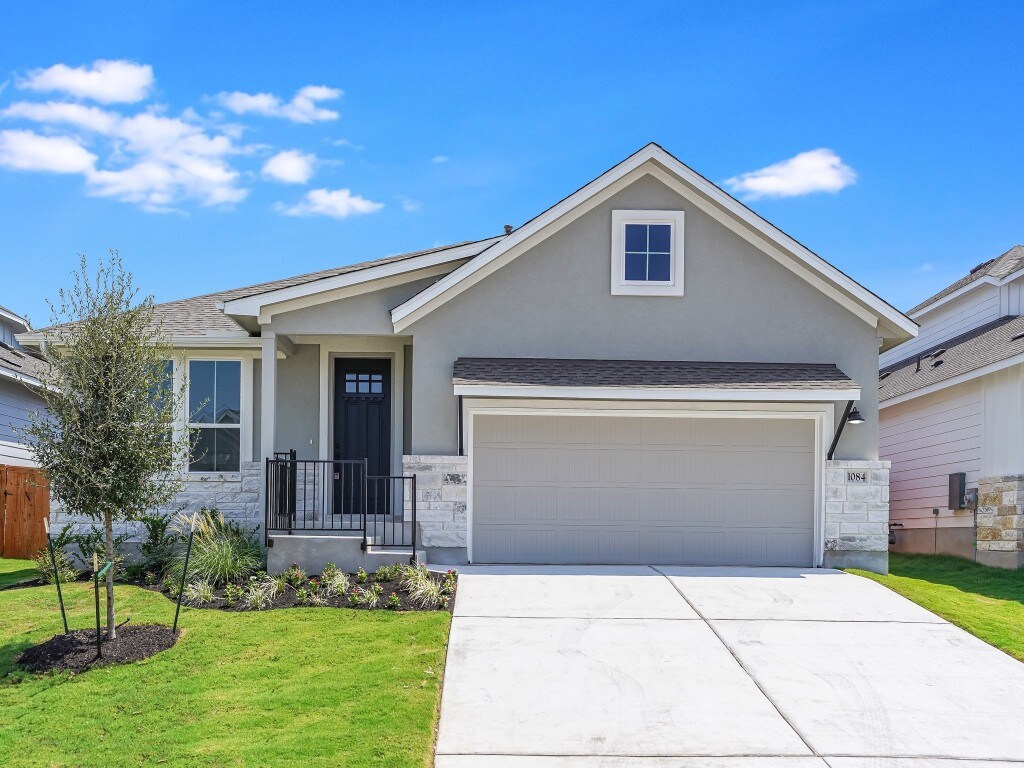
[470,412,818,566]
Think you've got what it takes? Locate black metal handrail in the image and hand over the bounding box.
[265,456,416,554]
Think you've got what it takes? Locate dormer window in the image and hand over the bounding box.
[611,209,685,296]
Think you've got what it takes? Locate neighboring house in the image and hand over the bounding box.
[20,144,916,573]
[880,246,1024,568]
[0,305,47,467]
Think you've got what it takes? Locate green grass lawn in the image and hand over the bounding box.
[0,582,451,767]
[0,557,36,590]
[851,553,1024,662]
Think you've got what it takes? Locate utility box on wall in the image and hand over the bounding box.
[948,472,966,510]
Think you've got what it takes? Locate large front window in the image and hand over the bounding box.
[188,359,241,472]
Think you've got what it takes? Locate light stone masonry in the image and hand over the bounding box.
[824,460,889,572]
[403,455,468,549]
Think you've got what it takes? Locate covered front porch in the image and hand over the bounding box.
[257,332,422,572]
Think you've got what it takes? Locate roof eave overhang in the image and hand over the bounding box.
[909,266,1024,320]
[0,365,44,390]
[391,144,917,343]
[219,238,500,324]
[454,384,861,402]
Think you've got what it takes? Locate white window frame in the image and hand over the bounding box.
[611,209,685,297]
[185,357,249,476]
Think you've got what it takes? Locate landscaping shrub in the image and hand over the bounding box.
[387,592,401,610]
[408,578,446,610]
[241,576,277,610]
[182,580,215,606]
[374,563,403,582]
[399,563,431,592]
[282,563,307,588]
[168,509,262,587]
[352,583,384,608]
[32,548,79,585]
[137,512,179,576]
[319,564,349,597]
[223,582,243,607]
[355,566,368,584]
[69,525,130,576]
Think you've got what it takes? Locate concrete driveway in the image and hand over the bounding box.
[435,566,1024,767]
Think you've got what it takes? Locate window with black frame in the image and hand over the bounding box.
[188,359,241,472]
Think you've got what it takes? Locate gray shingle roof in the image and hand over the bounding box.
[453,357,859,391]
[146,238,496,336]
[908,245,1024,315]
[879,315,1024,401]
[0,341,49,384]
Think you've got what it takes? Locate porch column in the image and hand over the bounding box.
[260,332,277,459]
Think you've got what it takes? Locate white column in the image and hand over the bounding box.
[260,332,277,459]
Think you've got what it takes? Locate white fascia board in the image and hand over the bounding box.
[0,364,44,389]
[453,384,861,402]
[391,143,916,340]
[879,351,1024,409]
[221,238,501,319]
[0,306,30,331]
[909,267,1024,320]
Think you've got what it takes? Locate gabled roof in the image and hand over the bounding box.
[908,245,1024,316]
[391,143,917,347]
[0,304,30,333]
[879,315,1024,405]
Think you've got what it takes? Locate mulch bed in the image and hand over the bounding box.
[140,569,456,612]
[17,624,179,675]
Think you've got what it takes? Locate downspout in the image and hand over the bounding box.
[827,400,856,461]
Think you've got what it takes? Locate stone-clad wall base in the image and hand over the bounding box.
[976,475,1024,569]
[50,461,264,543]
[403,455,468,558]
[824,460,889,574]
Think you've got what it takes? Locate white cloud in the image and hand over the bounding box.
[18,59,154,104]
[2,99,246,210]
[400,196,421,212]
[216,85,342,123]
[0,129,97,173]
[275,188,383,218]
[262,149,315,184]
[724,149,856,200]
[431,155,449,163]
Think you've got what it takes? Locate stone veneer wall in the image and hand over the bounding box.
[976,475,1024,569]
[50,461,264,543]
[823,459,889,573]
[402,455,467,559]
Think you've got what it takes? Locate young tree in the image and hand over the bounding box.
[27,253,190,640]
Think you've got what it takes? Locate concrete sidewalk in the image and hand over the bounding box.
[434,565,1024,767]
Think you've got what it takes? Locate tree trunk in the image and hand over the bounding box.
[105,509,116,641]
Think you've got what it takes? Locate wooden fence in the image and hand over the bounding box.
[0,465,49,559]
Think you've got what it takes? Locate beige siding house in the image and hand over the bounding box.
[880,246,1024,567]
[22,144,916,573]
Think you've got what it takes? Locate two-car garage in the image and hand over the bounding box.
[470,411,818,566]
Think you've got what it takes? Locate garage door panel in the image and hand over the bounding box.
[472,414,816,565]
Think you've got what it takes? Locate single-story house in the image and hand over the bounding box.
[21,144,916,574]
[0,304,47,467]
[880,245,1024,568]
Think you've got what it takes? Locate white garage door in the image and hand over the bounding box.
[471,413,816,565]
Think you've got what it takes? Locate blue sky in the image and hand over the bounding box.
[1,1,1022,327]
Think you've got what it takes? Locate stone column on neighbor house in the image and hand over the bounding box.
[403,455,468,563]
[824,460,889,573]
[976,475,1024,569]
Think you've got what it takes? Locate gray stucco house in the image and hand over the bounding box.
[21,144,917,573]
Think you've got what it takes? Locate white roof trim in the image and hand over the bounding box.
[391,143,917,341]
[0,306,30,332]
[879,351,1024,409]
[0,364,44,390]
[221,238,501,319]
[909,266,1024,319]
[453,384,861,402]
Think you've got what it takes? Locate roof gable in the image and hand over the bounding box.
[908,245,1024,317]
[390,143,917,347]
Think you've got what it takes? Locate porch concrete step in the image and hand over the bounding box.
[267,533,422,574]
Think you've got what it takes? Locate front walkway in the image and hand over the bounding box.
[435,565,1024,767]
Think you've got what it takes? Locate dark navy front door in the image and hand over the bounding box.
[333,358,391,515]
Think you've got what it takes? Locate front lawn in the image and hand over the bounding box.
[850,553,1024,662]
[0,557,35,590]
[0,582,450,767]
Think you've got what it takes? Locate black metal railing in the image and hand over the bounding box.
[265,455,416,554]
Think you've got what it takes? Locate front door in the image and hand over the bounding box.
[333,358,391,516]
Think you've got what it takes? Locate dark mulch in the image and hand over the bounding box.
[17,624,179,675]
